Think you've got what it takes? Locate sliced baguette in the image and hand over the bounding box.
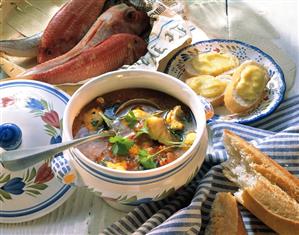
[223,129,299,202]
[222,130,299,235]
[235,178,299,235]
[224,61,269,114]
[210,74,232,107]
[184,59,236,79]
[185,74,231,107]
[205,192,247,235]
[184,52,239,79]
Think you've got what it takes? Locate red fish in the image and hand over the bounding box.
[22,4,149,77]
[20,34,147,84]
[38,0,107,63]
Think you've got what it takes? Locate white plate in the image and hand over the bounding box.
[0,80,74,223]
[164,39,286,124]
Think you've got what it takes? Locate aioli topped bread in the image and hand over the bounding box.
[224,61,269,114]
[186,74,231,107]
[185,52,239,77]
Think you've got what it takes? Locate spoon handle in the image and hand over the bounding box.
[0,130,115,171]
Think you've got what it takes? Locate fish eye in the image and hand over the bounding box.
[45,48,52,55]
[125,9,137,21]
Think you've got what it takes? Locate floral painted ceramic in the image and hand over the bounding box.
[164,39,286,124]
[0,80,74,223]
[59,70,208,210]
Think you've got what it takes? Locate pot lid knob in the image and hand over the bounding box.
[0,123,22,150]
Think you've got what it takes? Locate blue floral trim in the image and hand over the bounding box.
[164,39,286,124]
[0,80,73,220]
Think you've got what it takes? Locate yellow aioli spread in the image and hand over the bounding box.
[191,52,239,76]
[236,64,266,101]
[186,75,228,98]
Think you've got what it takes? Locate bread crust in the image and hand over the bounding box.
[205,192,247,235]
[224,129,299,202]
[237,209,247,235]
[224,61,269,114]
[224,81,264,114]
[222,130,299,235]
[236,180,299,235]
[185,74,231,108]
[209,95,224,107]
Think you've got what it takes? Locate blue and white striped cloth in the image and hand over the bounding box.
[102,95,299,235]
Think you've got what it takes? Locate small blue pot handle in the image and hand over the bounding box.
[197,96,214,120]
[51,150,80,186]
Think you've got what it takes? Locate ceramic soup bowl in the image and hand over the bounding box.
[52,70,208,208]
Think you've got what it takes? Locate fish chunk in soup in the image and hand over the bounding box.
[72,89,197,171]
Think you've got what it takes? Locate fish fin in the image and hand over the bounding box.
[0,55,26,77]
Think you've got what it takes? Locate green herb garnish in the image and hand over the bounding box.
[137,144,189,169]
[135,122,149,138]
[99,111,113,129]
[91,119,100,128]
[109,135,134,156]
[138,149,157,169]
[124,111,138,128]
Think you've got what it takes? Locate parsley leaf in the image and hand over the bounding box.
[135,122,149,138]
[98,111,113,129]
[124,111,138,128]
[138,149,157,169]
[109,135,134,156]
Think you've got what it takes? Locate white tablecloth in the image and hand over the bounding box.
[1,0,298,234]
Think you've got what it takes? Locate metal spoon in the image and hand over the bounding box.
[115,98,161,115]
[0,130,115,172]
[0,104,128,172]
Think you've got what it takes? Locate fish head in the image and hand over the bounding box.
[107,4,150,36]
[122,6,150,35]
[132,35,148,56]
[124,35,147,65]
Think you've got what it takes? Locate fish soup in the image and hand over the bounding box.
[72,88,197,171]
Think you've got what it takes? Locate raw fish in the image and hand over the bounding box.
[38,0,107,63]
[21,4,149,77]
[19,34,147,84]
[0,32,42,57]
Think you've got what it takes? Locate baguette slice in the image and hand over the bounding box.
[205,192,247,235]
[224,61,269,114]
[184,52,239,78]
[208,75,232,107]
[222,130,299,235]
[185,74,231,107]
[184,59,237,79]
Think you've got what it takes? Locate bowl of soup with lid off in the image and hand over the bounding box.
[55,70,208,209]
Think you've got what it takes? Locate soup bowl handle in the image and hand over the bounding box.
[51,151,82,186]
[197,96,214,120]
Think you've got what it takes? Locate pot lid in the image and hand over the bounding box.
[0,80,74,223]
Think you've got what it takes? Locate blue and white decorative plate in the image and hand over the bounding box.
[0,80,74,223]
[164,39,286,124]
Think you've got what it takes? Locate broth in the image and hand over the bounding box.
[72,88,197,171]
